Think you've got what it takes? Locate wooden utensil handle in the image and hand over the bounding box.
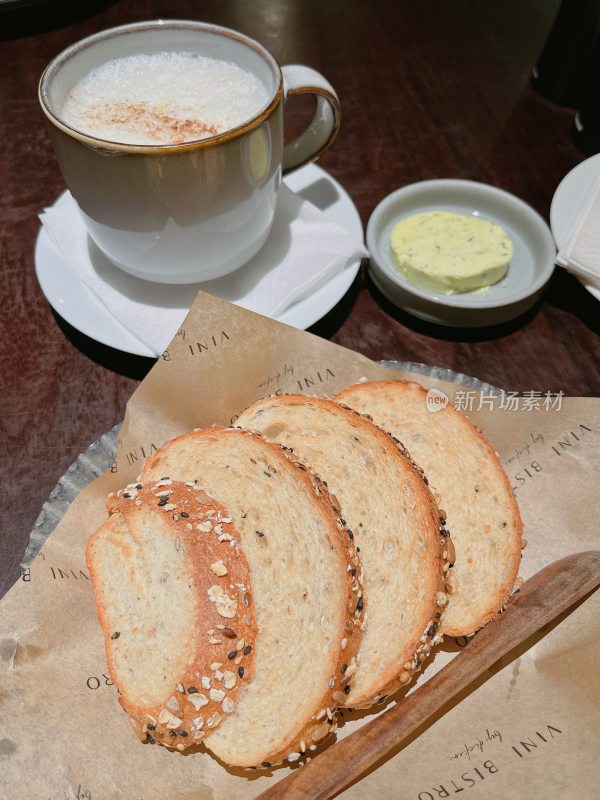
[255,551,600,800]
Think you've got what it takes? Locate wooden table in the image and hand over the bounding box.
[1,0,598,598]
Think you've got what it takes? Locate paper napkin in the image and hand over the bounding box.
[39,185,367,357]
[556,174,600,289]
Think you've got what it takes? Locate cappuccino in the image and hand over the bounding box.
[59,52,270,145]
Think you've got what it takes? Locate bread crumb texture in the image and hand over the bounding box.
[336,380,523,637]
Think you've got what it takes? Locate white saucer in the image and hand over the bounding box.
[550,153,600,302]
[35,163,363,358]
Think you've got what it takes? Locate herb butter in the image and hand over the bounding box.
[390,211,513,294]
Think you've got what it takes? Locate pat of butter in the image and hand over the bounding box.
[390,211,513,294]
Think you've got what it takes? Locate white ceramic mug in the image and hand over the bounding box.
[39,20,341,284]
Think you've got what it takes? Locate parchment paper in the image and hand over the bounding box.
[1,291,598,800]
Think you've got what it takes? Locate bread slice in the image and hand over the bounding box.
[140,427,364,767]
[87,481,258,750]
[336,380,523,636]
[237,395,449,708]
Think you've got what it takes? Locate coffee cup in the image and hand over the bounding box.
[39,20,341,284]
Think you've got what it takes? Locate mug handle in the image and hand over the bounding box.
[281,65,341,174]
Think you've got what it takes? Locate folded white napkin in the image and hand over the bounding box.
[556,174,600,289]
[39,185,367,357]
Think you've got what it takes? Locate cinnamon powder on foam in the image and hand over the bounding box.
[81,102,221,144]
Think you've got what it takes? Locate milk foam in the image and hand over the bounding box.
[60,52,271,145]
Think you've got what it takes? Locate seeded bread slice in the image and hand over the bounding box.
[336,380,523,636]
[87,481,258,750]
[140,427,364,767]
[237,395,449,708]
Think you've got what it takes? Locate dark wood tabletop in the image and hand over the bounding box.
[1,0,599,598]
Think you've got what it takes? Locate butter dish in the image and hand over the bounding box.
[367,179,556,327]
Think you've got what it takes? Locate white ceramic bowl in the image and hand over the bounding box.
[367,179,556,327]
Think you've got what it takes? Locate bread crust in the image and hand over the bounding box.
[336,379,523,637]
[140,427,365,767]
[87,481,258,750]
[237,395,451,707]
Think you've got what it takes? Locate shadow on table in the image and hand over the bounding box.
[307,266,363,339]
[543,269,600,338]
[368,267,600,342]
[52,309,155,381]
[366,271,544,343]
[0,0,116,40]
